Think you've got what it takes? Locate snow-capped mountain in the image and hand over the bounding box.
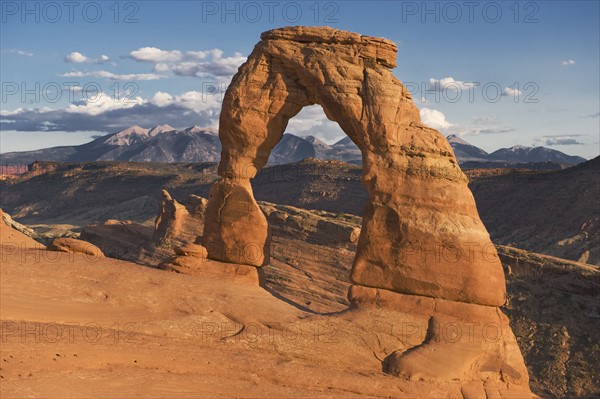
[488,145,587,164]
[0,125,222,164]
[446,135,586,165]
[446,134,489,162]
[103,125,150,146]
[0,125,587,167]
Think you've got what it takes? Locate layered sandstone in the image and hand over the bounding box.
[154,190,207,247]
[47,237,104,257]
[201,26,531,394]
[204,26,505,305]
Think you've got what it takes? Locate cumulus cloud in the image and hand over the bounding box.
[64,92,145,116]
[65,52,110,64]
[131,46,246,78]
[561,59,576,66]
[427,77,476,92]
[130,47,183,62]
[419,108,454,130]
[284,105,344,143]
[61,70,165,81]
[2,95,345,142]
[153,63,171,72]
[534,134,585,146]
[149,90,223,112]
[501,87,523,97]
[65,52,89,63]
[150,92,175,107]
[0,90,221,133]
[171,53,246,77]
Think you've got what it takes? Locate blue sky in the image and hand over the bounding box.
[1,0,599,159]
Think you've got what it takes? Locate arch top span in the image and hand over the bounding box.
[260,26,399,68]
[217,25,422,181]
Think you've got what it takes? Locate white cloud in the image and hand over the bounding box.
[420,111,513,136]
[0,90,223,132]
[65,92,146,116]
[130,47,183,62]
[130,46,246,78]
[65,52,89,63]
[187,49,223,59]
[427,77,476,92]
[12,49,34,57]
[419,107,454,130]
[65,52,110,64]
[153,63,171,72]
[39,121,59,131]
[472,116,498,125]
[534,134,585,146]
[169,53,246,78]
[150,90,221,110]
[283,105,345,143]
[150,92,174,107]
[502,87,523,97]
[1,108,24,117]
[561,59,576,66]
[61,70,165,81]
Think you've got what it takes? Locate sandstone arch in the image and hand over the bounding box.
[204,26,504,306]
[202,26,531,391]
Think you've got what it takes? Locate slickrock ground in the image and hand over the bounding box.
[2,200,597,397]
[2,215,533,399]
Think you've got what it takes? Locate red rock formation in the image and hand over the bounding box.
[202,26,531,393]
[154,190,207,247]
[47,237,104,257]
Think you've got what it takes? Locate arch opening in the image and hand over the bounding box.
[267,104,361,165]
[255,104,365,314]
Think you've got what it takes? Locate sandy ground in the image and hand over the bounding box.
[2,221,479,398]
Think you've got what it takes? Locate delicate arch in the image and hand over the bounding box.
[203,26,505,307]
[200,27,531,390]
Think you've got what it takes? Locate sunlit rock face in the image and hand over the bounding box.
[202,26,531,394]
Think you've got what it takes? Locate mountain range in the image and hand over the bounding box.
[446,134,586,165]
[0,125,586,167]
